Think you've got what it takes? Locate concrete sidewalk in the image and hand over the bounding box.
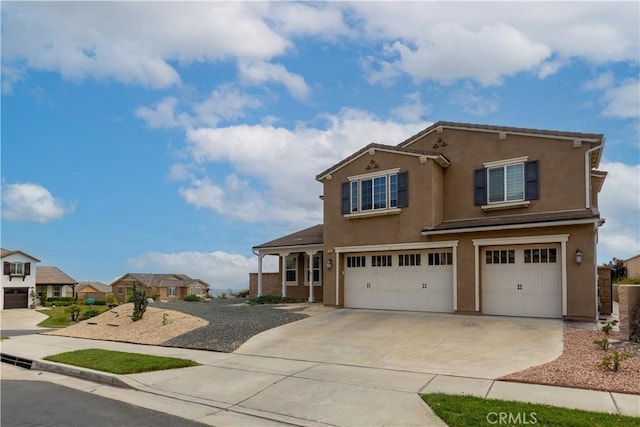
[1,334,638,427]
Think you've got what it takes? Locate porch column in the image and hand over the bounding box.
[306,251,315,303]
[281,253,288,298]
[257,253,264,297]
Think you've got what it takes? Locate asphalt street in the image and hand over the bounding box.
[1,379,206,427]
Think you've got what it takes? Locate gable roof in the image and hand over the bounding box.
[36,266,77,285]
[76,281,111,293]
[1,248,41,262]
[254,224,324,250]
[397,121,605,169]
[316,143,450,181]
[111,273,210,288]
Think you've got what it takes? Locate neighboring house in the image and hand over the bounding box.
[76,281,112,302]
[110,273,210,303]
[36,266,78,301]
[1,248,40,309]
[624,254,640,278]
[252,121,608,321]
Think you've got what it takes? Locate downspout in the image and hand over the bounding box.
[584,143,603,208]
[584,142,603,322]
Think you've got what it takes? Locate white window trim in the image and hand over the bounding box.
[167,286,178,297]
[347,168,401,215]
[305,255,322,287]
[9,262,24,276]
[481,200,530,211]
[483,156,528,168]
[348,168,400,182]
[487,162,525,204]
[285,255,298,285]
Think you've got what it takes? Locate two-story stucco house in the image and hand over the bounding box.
[252,121,607,321]
[1,248,40,309]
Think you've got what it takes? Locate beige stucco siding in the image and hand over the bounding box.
[406,128,594,220]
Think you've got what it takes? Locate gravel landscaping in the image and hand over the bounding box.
[501,328,640,395]
[157,299,309,352]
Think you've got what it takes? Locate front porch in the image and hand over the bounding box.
[252,224,325,303]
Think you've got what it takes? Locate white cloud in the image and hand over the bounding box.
[238,60,310,100]
[127,250,279,291]
[391,92,429,122]
[269,2,350,39]
[597,161,640,263]
[1,182,74,223]
[135,97,193,129]
[176,108,428,226]
[349,2,638,85]
[2,2,289,88]
[449,83,498,116]
[602,80,640,119]
[583,74,640,119]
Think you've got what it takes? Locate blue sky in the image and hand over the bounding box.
[1,2,638,289]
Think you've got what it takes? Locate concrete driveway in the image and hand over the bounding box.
[236,308,564,379]
[0,308,48,331]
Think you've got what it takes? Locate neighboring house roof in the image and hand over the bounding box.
[36,266,78,285]
[316,143,450,181]
[111,273,210,288]
[0,248,41,262]
[76,281,111,293]
[423,209,600,235]
[397,121,605,169]
[624,254,640,263]
[254,224,324,250]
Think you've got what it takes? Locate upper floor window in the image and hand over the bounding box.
[475,159,539,207]
[3,261,31,277]
[342,171,408,215]
[488,163,524,203]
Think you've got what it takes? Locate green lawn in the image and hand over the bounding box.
[423,393,639,427]
[37,305,110,328]
[43,349,199,374]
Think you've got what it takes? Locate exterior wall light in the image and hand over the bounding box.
[326,259,332,270]
[575,249,583,265]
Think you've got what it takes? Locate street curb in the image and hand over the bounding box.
[31,359,132,389]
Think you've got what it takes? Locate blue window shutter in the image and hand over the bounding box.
[341,182,350,214]
[525,160,539,200]
[474,168,487,205]
[397,172,409,207]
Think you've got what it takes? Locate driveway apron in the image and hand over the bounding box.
[236,309,564,379]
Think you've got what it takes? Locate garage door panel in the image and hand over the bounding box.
[345,251,453,313]
[482,245,561,319]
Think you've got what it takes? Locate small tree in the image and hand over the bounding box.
[131,282,148,321]
[607,257,627,282]
[67,296,82,322]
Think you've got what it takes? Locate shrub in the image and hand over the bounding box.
[600,351,633,372]
[47,297,75,303]
[248,295,296,305]
[631,306,640,343]
[183,294,201,302]
[67,303,82,322]
[616,275,640,284]
[219,292,227,299]
[105,294,118,308]
[593,338,610,351]
[234,289,250,298]
[600,319,618,335]
[83,308,98,319]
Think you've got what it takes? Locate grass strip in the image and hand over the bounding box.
[37,306,110,328]
[422,393,639,427]
[44,349,198,374]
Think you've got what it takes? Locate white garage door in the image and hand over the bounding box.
[482,244,562,318]
[344,250,453,313]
